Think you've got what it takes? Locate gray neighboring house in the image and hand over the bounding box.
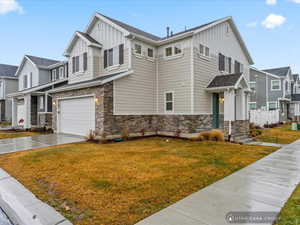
[48,13,254,141]
[249,66,300,122]
[0,64,18,122]
[7,55,68,129]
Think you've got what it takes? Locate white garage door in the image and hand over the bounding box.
[59,97,95,136]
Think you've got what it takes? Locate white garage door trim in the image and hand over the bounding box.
[57,95,96,136]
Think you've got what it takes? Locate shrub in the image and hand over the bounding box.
[199,129,224,142]
[250,129,262,137]
[121,127,130,141]
[99,133,108,144]
[86,130,98,142]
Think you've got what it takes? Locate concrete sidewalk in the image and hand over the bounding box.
[0,134,85,154]
[136,140,300,225]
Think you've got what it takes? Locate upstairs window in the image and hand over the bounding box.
[52,70,57,81]
[59,67,64,79]
[148,48,154,58]
[29,73,33,88]
[72,56,80,73]
[249,82,256,90]
[271,80,281,91]
[226,57,232,73]
[199,44,209,57]
[165,92,174,112]
[165,47,172,57]
[134,44,142,55]
[174,44,182,55]
[83,52,88,71]
[104,44,124,69]
[23,75,28,89]
[218,53,225,71]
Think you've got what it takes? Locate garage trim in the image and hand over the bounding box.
[56,94,96,135]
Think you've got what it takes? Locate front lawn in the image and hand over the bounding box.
[0,137,277,225]
[275,182,300,225]
[255,124,300,144]
[0,130,41,140]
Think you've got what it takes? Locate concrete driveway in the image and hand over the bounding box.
[136,140,300,225]
[0,134,85,155]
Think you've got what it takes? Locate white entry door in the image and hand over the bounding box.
[59,96,95,136]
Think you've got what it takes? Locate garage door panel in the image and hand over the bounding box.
[59,97,95,136]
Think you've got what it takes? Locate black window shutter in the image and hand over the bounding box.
[119,44,124,65]
[72,57,75,73]
[219,53,225,71]
[228,57,232,73]
[83,52,88,71]
[234,60,240,73]
[104,50,108,68]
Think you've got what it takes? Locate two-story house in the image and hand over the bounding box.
[49,13,253,141]
[0,64,18,122]
[249,66,298,122]
[8,55,68,129]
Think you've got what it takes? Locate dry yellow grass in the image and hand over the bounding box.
[255,124,300,144]
[0,137,277,225]
[0,130,40,139]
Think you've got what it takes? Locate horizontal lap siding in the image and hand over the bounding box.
[157,48,192,114]
[114,54,156,114]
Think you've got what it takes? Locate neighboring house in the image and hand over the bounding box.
[249,66,299,122]
[48,13,253,140]
[8,55,68,129]
[0,64,18,122]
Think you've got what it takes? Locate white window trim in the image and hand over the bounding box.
[249,81,256,89]
[134,43,142,55]
[59,67,64,79]
[271,80,281,91]
[199,44,210,58]
[52,70,57,81]
[147,47,154,58]
[249,102,257,110]
[164,91,174,113]
[268,101,278,110]
[164,45,183,58]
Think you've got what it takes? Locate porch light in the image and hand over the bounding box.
[219,96,224,104]
[95,97,100,105]
[53,101,56,105]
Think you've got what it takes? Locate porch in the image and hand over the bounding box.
[11,92,52,129]
[207,73,251,141]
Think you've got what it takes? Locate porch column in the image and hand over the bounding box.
[224,89,235,122]
[11,98,17,127]
[24,94,31,129]
[45,93,48,112]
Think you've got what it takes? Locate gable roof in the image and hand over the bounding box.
[0,64,18,77]
[83,13,253,64]
[64,31,102,56]
[207,73,243,89]
[263,67,291,77]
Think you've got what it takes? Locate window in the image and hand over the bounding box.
[234,60,241,73]
[199,44,210,57]
[165,47,172,57]
[83,52,88,71]
[134,44,142,55]
[218,53,225,71]
[268,102,278,110]
[72,56,80,73]
[108,49,113,66]
[225,57,232,73]
[119,44,124,64]
[29,73,33,88]
[165,92,174,112]
[249,102,257,110]
[148,48,154,58]
[104,44,124,69]
[249,82,256,90]
[174,44,182,55]
[72,57,75,73]
[39,96,44,110]
[59,67,64,79]
[23,75,28,89]
[271,80,281,90]
[52,70,56,81]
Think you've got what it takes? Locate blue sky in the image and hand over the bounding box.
[0,0,299,73]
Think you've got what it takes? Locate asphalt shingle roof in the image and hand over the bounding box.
[0,64,18,77]
[207,73,242,88]
[77,31,101,45]
[26,55,60,68]
[263,67,290,77]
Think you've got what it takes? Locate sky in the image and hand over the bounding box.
[0,0,299,73]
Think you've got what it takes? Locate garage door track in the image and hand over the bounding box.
[0,134,85,155]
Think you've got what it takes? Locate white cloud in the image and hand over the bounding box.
[290,0,300,3]
[0,0,23,15]
[266,0,277,5]
[246,22,258,28]
[262,14,286,29]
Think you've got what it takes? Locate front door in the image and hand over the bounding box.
[212,93,219,129]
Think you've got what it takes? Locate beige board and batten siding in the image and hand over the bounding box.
[193,21,250,114]
[114,41,156,115]
[157,38,192,114]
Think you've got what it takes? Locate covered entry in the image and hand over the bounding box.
[206,73,251,140]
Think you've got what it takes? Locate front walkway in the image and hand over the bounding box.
[136,140,300,225]
[0,134,85,154]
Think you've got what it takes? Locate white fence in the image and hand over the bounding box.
[250,109,280,127]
